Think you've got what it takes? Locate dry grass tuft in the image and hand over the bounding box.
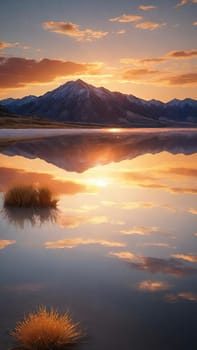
[11,306,83,349]
[4,185,58,208]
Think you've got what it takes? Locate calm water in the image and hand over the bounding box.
[0,128,197,350]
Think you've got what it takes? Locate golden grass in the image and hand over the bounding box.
[4,185,58,208]
[11,306,83,350]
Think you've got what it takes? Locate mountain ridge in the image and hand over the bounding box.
[1,79,197,127]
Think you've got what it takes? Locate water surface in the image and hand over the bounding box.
[0,128,197,350]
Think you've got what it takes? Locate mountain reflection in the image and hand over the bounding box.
[3,207,58,228]
[1,129,197,172]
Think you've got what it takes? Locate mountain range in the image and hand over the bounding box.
[1,80,197,127]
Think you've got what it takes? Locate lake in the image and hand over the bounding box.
[0,128,197,350]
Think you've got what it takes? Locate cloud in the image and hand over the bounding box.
[109,14,142,23]
[163,72,197,86]
[176,0,197,7]
[120,49,197,68]
[0,56,100,88]
[0,239,16,249]
[138,5,156,11]
[135,21,166,30]
[120,225,160,236]
[138,280,171,291]
[120,57,166,65]
[110,251,197,277]
[123,68,160,80]
[166,292,197,302]
[193,21,197,25]
[171,254,197,263]
[166,49,197,58]
[45,238,126,249]
[0,166,93,196]
[43,21,108,41]
[0,41,19,49]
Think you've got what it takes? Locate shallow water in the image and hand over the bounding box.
[0,128,197,350]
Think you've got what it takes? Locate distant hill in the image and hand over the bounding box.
[1,80,197,127]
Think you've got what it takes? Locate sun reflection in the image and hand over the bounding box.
[88,178,108,187]
[108,128,122,133]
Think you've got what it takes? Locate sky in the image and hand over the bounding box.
[0,0,196,101]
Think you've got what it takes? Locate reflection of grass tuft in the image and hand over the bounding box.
[4,185,58,208]
[3,206,57,228]
[11,306,83,349]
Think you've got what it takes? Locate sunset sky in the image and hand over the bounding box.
[0,0,196,101]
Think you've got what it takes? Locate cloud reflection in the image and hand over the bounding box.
[0,166,94,195]
[0,239,16,249]
[45,238,126,249]
[110,251,197,277]
[3,207,58,228]
[138,280,171,292]
[171,254,197,263]
[120,225,160,236]
[166,293,197,302]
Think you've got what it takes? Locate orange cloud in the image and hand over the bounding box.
[123,68,159,80]
[172,254,197,263]
[43,21,108,41]
[0,41,19,49]
[45,238,126,249]
[109,14,142,22]
[193,21,197,25]
[135,21,166,30]
[120,57,166,68]
[176,0,197,7]
[138,280,171,291]
[138,5,156,11]
[166,49,197,58]
[0,239,16,249]
[0,57,100,89]
[163,72,197,86]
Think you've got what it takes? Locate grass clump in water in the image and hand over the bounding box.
[4,185,58,208]
[11,306,83,349]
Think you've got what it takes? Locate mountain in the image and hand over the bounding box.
[1,129,197,172]
[1,80,197,127]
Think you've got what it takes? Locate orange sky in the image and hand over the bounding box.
[0,0,196,101]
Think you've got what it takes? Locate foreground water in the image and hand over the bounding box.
[0,128,197,350]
